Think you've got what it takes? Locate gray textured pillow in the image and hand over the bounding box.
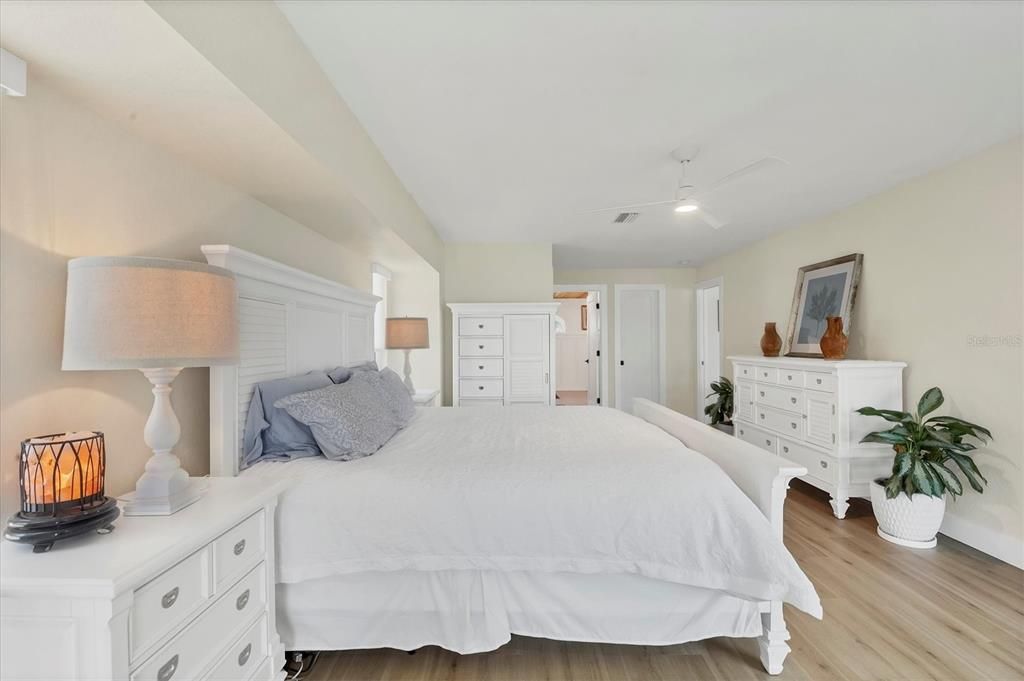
[274,371,399,461]
[378,367,416,426]
[327,360,379,384]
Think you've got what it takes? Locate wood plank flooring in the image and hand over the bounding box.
[303,482,1024,681]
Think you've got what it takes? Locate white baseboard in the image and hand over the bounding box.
[939,513,1023,569]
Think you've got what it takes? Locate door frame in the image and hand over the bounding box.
[613,283,667,409]
[553,283,609,407]
[695,277,724,422]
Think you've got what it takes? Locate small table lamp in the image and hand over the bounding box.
[385,317,429,393]
[62,257,238,515]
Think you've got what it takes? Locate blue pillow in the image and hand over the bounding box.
[241,371,333,468]
[327,360,378,384]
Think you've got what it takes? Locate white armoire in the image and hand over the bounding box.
[449,303,560,407]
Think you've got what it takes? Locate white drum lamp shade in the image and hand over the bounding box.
[62,257,238,515]
[385,317,428,393]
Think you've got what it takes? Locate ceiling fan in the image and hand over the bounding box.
[586,148,787,229]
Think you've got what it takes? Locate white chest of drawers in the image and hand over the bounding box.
[449,303,560,407]
[729,355,906,518]
[0,477,287,681]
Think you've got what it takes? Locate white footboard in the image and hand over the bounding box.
[632,398,806,675]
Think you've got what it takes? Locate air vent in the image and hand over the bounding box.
[613,212,640,224]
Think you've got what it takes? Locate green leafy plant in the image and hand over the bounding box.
[704,377,734,426]
[857,387,991,500]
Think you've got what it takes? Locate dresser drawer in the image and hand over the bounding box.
[735,364,755,381]
[133,563,266,681]
[460,379,503,398]
[754,366,779,383]
[756,405,805,438]
[205,614,267,681]
[778,369,804,387]
[459,358,503,378]
[458,317,503,336]
[756,384,805,413]
[805,371,836,392]
[459,338,504,357]
[778,437,835,485]
[132,546,213,661]
[459,398,504,407]
[736,423,778,454]
[214,511,265,590]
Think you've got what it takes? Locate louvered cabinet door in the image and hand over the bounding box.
[736,380,755,422]
[504,314,551,404]
[805,393,836,448]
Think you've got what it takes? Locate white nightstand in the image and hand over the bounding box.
[0,476,288,681]
[412,388,440,407]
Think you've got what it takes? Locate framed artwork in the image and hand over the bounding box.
[784,253,863,357]
[580,304,588,331]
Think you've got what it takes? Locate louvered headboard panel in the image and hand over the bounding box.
[202,245,379,476]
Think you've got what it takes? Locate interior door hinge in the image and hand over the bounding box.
[597,397,601,405]
[716,299,721,332]
[596,302,600,310]
[596,350,600,357]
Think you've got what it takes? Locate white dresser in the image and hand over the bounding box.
[0,477,287,681]
[729,355,906,518]
[449,303,560,407]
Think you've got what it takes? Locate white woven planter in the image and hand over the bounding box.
[870,479,946,549]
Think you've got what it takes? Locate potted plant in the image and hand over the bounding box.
[857,387,991,548]
[704,377,734,434]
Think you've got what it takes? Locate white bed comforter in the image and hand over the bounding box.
[247,406,822,618]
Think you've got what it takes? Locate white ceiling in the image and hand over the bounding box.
[278,1,1023,268]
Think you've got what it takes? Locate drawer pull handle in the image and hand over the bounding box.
[238,643,253,667]
[478,365,484,370]
[759,391,765,397]
[478,385,485,390]
[236,589,250,611]
[791,422,797,429]
[739,429,745,435]
[765,439,771,446]
[820,460,828,468]
[783,446,789,453]
[478,345,484,350]
[790,397,797,404]
[161,587,179,609]
[787,374,793,380]
[759,413,765,419]
[816,378,822,384]
[233,539,246,556]
[157,654,179,681]
[478,324,484,329]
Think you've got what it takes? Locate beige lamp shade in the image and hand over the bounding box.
[62,256,239,370]
[385,317,429,349]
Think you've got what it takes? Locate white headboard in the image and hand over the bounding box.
[202,245,379,476]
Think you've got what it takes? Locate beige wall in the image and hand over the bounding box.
[697,138,1024,567]
[441,243,554,404]
[554,269,698,417]
[0,78,436,514]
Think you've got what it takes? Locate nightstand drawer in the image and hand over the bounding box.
[133,563,266,681]
[205,614,267,681]
[132,546,213,661]
[214,511,265,589]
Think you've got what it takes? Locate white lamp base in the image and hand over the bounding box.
[402,348,416,394]
[122,367,204,517]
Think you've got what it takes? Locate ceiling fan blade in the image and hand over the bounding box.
[583,199,680,213]
[699,208,726,229]
[701,156,787,196]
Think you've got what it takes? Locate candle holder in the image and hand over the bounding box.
[4,432,119,553]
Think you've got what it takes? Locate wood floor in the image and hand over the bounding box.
[555,390,589,406]
[303,482,1024,681]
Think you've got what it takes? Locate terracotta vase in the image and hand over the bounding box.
[819,316,849,359]
[760,322,782,357]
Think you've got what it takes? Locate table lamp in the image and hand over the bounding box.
[62,257,238,515]
[385,317,429,393]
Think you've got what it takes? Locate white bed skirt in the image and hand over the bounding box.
[277,569,763,654]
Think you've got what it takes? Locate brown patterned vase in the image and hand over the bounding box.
[819,316,849,359]
[760,322,782,357]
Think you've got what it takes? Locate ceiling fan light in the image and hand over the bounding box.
[675,203,699,213]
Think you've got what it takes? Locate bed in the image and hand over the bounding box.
[202,245,821,675]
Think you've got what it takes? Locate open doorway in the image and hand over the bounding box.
[552,285,608,406]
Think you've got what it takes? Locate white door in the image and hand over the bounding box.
[615,285,665,410]
[697,283,722,421]
[586,293,600,405]
[505,314,551,404]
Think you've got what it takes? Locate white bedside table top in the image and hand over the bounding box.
[412,388,440,405]
[1,476,288,599]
